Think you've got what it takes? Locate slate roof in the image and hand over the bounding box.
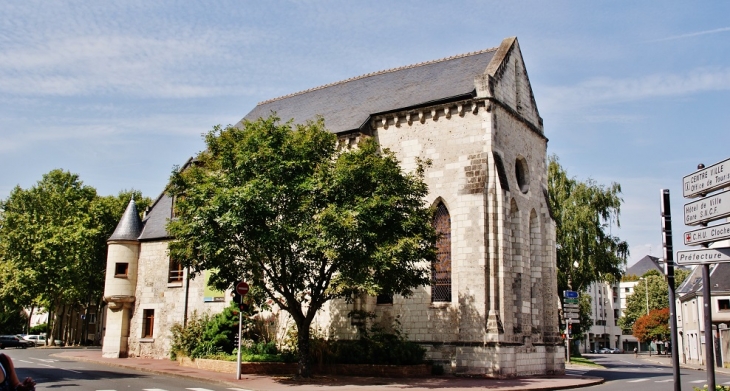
[241,48,498,134]
[677,263,730,299]
[108,199,144,241]
[138,193,173,241]
[626,255,664,276]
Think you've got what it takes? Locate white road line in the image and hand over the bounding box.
[37,364,56,368]
[689,380,705,383]
[186,389,215,391]
[723,382,730,385]
[228,389,255,391]
[655,379,673,382]
[627,378,650,383]
[18,360,33,364]
[143,389,168,391]
[63,368,82,374]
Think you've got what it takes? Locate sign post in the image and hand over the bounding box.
[661,189,681,391]
[234,281,249,380]
[563,290,580,363]
[679,158,730,390]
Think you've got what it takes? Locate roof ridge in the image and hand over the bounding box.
[257,46,499,105]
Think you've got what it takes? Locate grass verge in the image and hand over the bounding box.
[568,356,603,367]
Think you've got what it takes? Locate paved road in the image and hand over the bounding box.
[570,353,730,390]
[3,349,249,391]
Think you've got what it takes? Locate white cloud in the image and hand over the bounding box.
[539,67,730,113]
[645,27,730,43]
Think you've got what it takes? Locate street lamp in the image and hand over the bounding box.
[639,277,649,315]
[639,277,650,356]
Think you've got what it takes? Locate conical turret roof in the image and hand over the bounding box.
[108,198,144,242]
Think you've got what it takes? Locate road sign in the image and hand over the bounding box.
[563,290,578,298]
[565,313,579,319]
[566,319,580,324]
[676,248,730,265]
[563,298,579,304]
[684,189,730,226]
[683,157,730,198]
[563,303,579,309]
[235,281,250,296]
[684,222,730,246]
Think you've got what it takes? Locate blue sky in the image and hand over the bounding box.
[2,1,729,266]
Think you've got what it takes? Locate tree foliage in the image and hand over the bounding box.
[633,308,670,343]
[166,116,436,377]
[0,169,150,341]
[548,156,629,294]
[618,268,691,333]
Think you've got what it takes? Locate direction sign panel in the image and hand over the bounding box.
[566,319,580,324]
[684,222,730,246]
[563,298,579,304]
[563,290,579,298]
[676,248,730,265]
[565,313,579,319]
[683,157,730,198]
[563,303,579,309]
[684,189,730,226]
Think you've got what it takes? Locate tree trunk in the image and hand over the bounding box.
[296,319,312,378]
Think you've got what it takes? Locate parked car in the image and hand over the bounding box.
[0,335,32,349]
[610,348,623,354]
[22,335,64,347]
[598,348,611,354]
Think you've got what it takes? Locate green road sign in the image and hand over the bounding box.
[563,298,579,304]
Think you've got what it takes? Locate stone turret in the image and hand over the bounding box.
[102,199,143,358]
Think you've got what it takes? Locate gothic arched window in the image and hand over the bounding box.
[432,202,452,302]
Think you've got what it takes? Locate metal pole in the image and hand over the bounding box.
[236,305,243,380]
[702,263,716,390]
[661,188,681,391]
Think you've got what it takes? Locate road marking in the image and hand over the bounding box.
[37,364,56,368]
[655,379,673,382]
[186,389,215,391]
[689,380,705,383]
[627,378,650,382]
[62,368,82,374]
[723,382,730,385]
[143,389,169,391]
[18,360,33,364]
[228,389,255,391]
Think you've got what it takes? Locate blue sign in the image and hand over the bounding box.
[563,290,578,299]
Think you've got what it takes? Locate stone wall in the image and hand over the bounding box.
[126,241,227,358]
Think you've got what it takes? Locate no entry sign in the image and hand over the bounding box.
[235,281,249,296]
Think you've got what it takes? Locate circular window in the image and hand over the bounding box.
[515,156,530,194]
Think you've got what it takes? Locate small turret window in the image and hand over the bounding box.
[114,263,128,278]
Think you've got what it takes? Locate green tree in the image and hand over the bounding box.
[618,268,690,333]
[0,170,150,344]
[548,156,629,294]
[167,116,436,377]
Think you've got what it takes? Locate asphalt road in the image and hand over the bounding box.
[569,353,730,390]
[2,349,248,391]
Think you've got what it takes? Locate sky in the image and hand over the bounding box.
[1,1,729,267]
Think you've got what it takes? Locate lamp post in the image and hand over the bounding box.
[640,277,650,355]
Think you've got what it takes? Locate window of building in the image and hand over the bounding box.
[114,263,128,278]
[87,313,97,324]
[625,287,630,293]
[376,294,393,305]
[142,309,154,338]
[431,202,451,303]
[719,299,730,311]
[168,258,183,283]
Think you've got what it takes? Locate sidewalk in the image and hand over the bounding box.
[54,349,603,391]
[639,353,730,375]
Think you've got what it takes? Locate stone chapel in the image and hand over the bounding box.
[102,36,563,377]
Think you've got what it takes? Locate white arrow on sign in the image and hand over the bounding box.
[676,248,730,265]
[683,157,730,198]
[684,222,730,246]
[684,189,730,226]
